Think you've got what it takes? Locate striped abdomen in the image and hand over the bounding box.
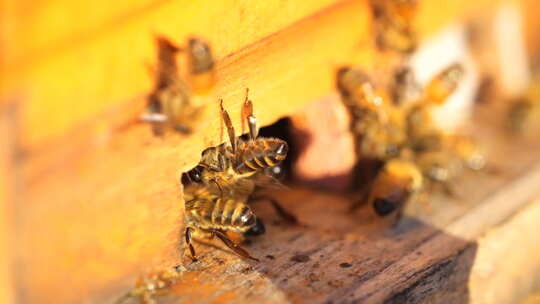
[234,138,288,174]
[186,197,256,233]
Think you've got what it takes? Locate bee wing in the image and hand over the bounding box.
[251,173,290,190]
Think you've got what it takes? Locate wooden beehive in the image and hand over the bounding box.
[1,0,540,303]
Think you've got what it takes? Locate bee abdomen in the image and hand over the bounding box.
[189,198,255,232]
[235,139,288,174]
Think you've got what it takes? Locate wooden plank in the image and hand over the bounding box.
[469,198,540,304]
[2,0,339,72]
[1,0,504,153]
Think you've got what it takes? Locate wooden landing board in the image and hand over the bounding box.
[99,124,540,304]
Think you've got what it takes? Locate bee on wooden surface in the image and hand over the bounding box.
[371,0,418,54]
[337,67,407,160]
[365,158,423,221]
[406,63,465,152]
[187,37,216,94]
[142,37,216,134]
[114,266,182,304]
[180,90,296,261]
[183,187,260,261]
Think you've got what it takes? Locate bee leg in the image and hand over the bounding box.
[250,195,298,224]
[242,88,258,140]
[391,208,404,228]
[212,230,259,262]
[220,99,236,153]
[185,227,198,261]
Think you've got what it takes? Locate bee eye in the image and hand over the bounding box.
[190,167,203,182]
[245,218,266,236]
[373,198,397,216]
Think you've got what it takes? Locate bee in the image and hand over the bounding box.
[114,266,182,304]
[182,89,289,196]
[183,187,260,262]
[366,158,423,221]
[142,37,216,134]
[370,0,418,53]
[507,75,540,133]
[406,63,465,152]
[186,37,216,94]
[337,67,407,161]
[181,90,296,261]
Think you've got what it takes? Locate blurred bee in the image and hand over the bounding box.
[142,37,216,134]
[183,187,260,261]
[337,67,407,161]
[114,266,182,304]
[370,0,418,54]
[406,63,465,152]
[187,37,216,94]
[364,158,423,221]
[507,75,540,133]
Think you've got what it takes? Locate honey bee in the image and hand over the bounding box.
[366,158,423,221]
[406,63,465,152]
[183,187,260,261]
[114,266,182,304]
[370,0,418,53]
[181,90,296,261]
[337,67,407,160]
[182,89,289,196]
[186,37,216,94]
[142,37,216,134]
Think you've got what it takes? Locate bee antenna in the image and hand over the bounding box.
[244,88,250,103]
[220,99,237,152]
